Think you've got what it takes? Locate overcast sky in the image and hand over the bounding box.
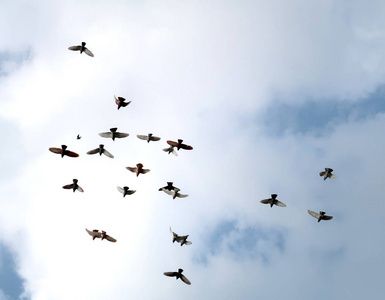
[1,0,385,299]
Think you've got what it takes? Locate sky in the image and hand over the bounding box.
[0,0,385,299]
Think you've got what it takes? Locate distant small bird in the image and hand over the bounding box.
[77,134,81,140]
[68,42,94,57]
[162,188,188,199]
[85,229,116,242]
[87,144,114,158]
[163,146,178,156]
[170,227,192,246]
[319,168,337,181]
[63,179,84,192]
[137,133,161,143]
[114,95,131,110]
[308,210,333,222]
[260,194,286,207]
[158,182,178,192]
[126,163,150,177]
[167,139,193,150]
[163,269,191,285]
[99,128,129,141]
[117,186,136,197]
[49,145,79,158]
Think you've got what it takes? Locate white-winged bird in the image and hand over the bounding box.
[163,146,178,156]
[163,269,191,285]
[319,168,337,181]
[87,144,114,158]
[117,186,136,197]
[308,210,333,222]
[260,194,286,207]
[99,127,129,141]
[63,179,84,192]
[68,42,94,57]
[170,227,192,246]
[49,145,79,158]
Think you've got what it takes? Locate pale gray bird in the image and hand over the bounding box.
[62,179,84,192]
[170,227,192,246]
[68,42,94,57]
[117,186,136,197]
[163,146,178,156]
[114,95,131,110]
[87,144,114,158]
[308,210,333,222]
[260,194,286,207]
[319,168,337,181]
[126,163,150,177]
[137,133,161,143]
[163,269,191,285]
[99,127,129,141]
[85,229,117,242]
[162,188,188,199]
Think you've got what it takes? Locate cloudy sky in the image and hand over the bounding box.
[1,0,385,299]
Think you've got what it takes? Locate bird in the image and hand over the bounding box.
[319,168,337,181]
[170,227,192,246]
[62,179,84,192]
[87,144,114,158]
[163,146,178,156]
[49,145,79,158]
[99,128,129,141]
[158,182,178,192]
[260,194,286,207]
[308,210,333,222]
[114,95,131,110]
[85,229,116,242]
[77,134,81,140]
[164,269,191,285]
[117,186,136,197]
[68,42,94,57]
[162,188,188,199]
[126,163,150,177]
[137,133,161,143]
[167,139,193,150]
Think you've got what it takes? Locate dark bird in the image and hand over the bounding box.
[137,133,161,143]
[87,144,114,158]
[167,139,193,150]
[68,42,94,57]
[77,134,81,140]
[49,145,79,158]
[162,188,188,199]
[85,229,116,242]
[163,146,178,156]
[308,210,333,222]
[158,182,178,192]
[260,194,286,207]
[163,269,191,285]
[319,168,337,181]
[170,227,192,246]
[126,163,150,177]
[63,179,84,192]
[99,127,129,141]
[114,95,131,110]
[117,186,136,197]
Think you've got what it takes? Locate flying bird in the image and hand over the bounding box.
[308,210,333,222]
[62,179,84,192]
[68,42,94,57]
[77,134,81,140]
[87,144,114,158]
[158,182,178,192]
[162,188,188,199]
[85,229,116,242]
[137,133,161,143]
[126,163,150,177]
[163,269,191,285]
[49,145,79,158]
[117,186,136,197]
[260,194,286,207]
[319,168,337,181]
[167,139,193,150]
[163,146,178,156]
[99,127,129,141]
[170,227,192,246]
[114,95,131,110]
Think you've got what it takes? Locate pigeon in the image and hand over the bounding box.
[319,168,337,181]
[87,144,114,158]
[167,139,193,150]
[99,128,129,141]
[68,42,94,57]
[162,188,188,199]
[163,269,191,285]
[117,186,136,197]
[114,95,131,110]
[158,182,178,192]
[137,133,161,143]
[163,146,178,156]
[62,179,84,192]
[308,210,333,222]
[77,134,81,140]
[260,194,286,207]
[85,229,116,242]
[49,145,79,158]
[170,227,192,246]
[126,163,150,177]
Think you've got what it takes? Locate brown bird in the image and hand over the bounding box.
[49,145,79,158]
[62,179,84,192]
[126,163,150,177]
[117,186,136,197]
[308,210,333,222]
[260,194,286,207]
[86,229,116,242]
[68,42,94,57]
[87,144,114,158]
[99,127,129,141]
[114,95,131,110]
[163,269,191,285]
[167,139,193,150]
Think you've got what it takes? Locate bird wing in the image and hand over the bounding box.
[176,193,188,198]
[77,186,84,192]
[260,199,272,205]
[117,186,125,194]
[65,150,79,157]
[180,144,193,150]
[308,210,319,219]
[68,45,81,51]
[137,135,148,140]
[169,227,177,237]
[126,190,136,195]
[102,149,114,158]
[115,132,129,138]
[105,235,117,242]
[150,136,161,141]
[49,147,62,154]
[62,184,74,189]
[99,132,112,138]
[162,189,174,196]
[86,228,101,238]
[84,47,94,57]
[141,169,150,174]
[126,167,137,173]
[87,148,100,155]
[180,274,191,285]
[319,171,326,176]
[275,200,286,207]
[329,174,337,179]
[163,272,177,277]
[323,215,333,220]
[184,241,192,246]
[167,140,179,147]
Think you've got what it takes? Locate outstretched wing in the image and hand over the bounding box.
[260,199,272,205]
[99,132,112,138]
[62,184,74,189]
[162,189,174,196]
[105,235,117,242]
[176,193,188,198]
[68,45,81,51]
[137,135,148,140]
[275,200,286,207]
[115,132,129,138]
[77,186,84,192]
[87,148,100,155]
[319,171,326,176]
[169,227,177,237]
[49,147,62,154]
[308,210,319,219]
[150,136,161,141]
[329,174,337,179]
[180,274,191,285]
[184,241,192,246]
[126,167,137,173]
[84,47,94,57]
[86,228,101,238]
[167,140,179,147]
[126,190,136,195]
[65,150,79,157]
[102,149,114,158]
[180,144,193,150]
[163,272,177,277]
[323,215,333,220]
[117,186,125,194]
[141,168,150,174]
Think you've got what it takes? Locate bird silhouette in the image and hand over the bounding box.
[99,128,129,141]
[170,227,192,246]
[137,133,161,143]
[319,168,337,181]
[114,95,131,110]
[87,144,114,158]
[163,146,178,156]
[260,194,286,207]
[49,145,79,158]
[62,179,84,192]
[68,42,94,57]
[308,210,333,222]
[117,186,136,197]
[167,139,193,150]
[85,229,116,242]
[163,269,191,285]
[126,163,150,177]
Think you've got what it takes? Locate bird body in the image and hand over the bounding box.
[170,227,192,246]
[260,194,286,207]
[87,144,114,158]
[308,210,333,222]
[49,145,79,158]
[126,163,150,177]
[319,168,337,181]
[68,42,94,57]
[99,127,129,141]
[117,186,136,197]
[167,139,193,150]
[85,229,117,242]
[114,95,131,109]
[163,269,191,285]
[63,179,84,192]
